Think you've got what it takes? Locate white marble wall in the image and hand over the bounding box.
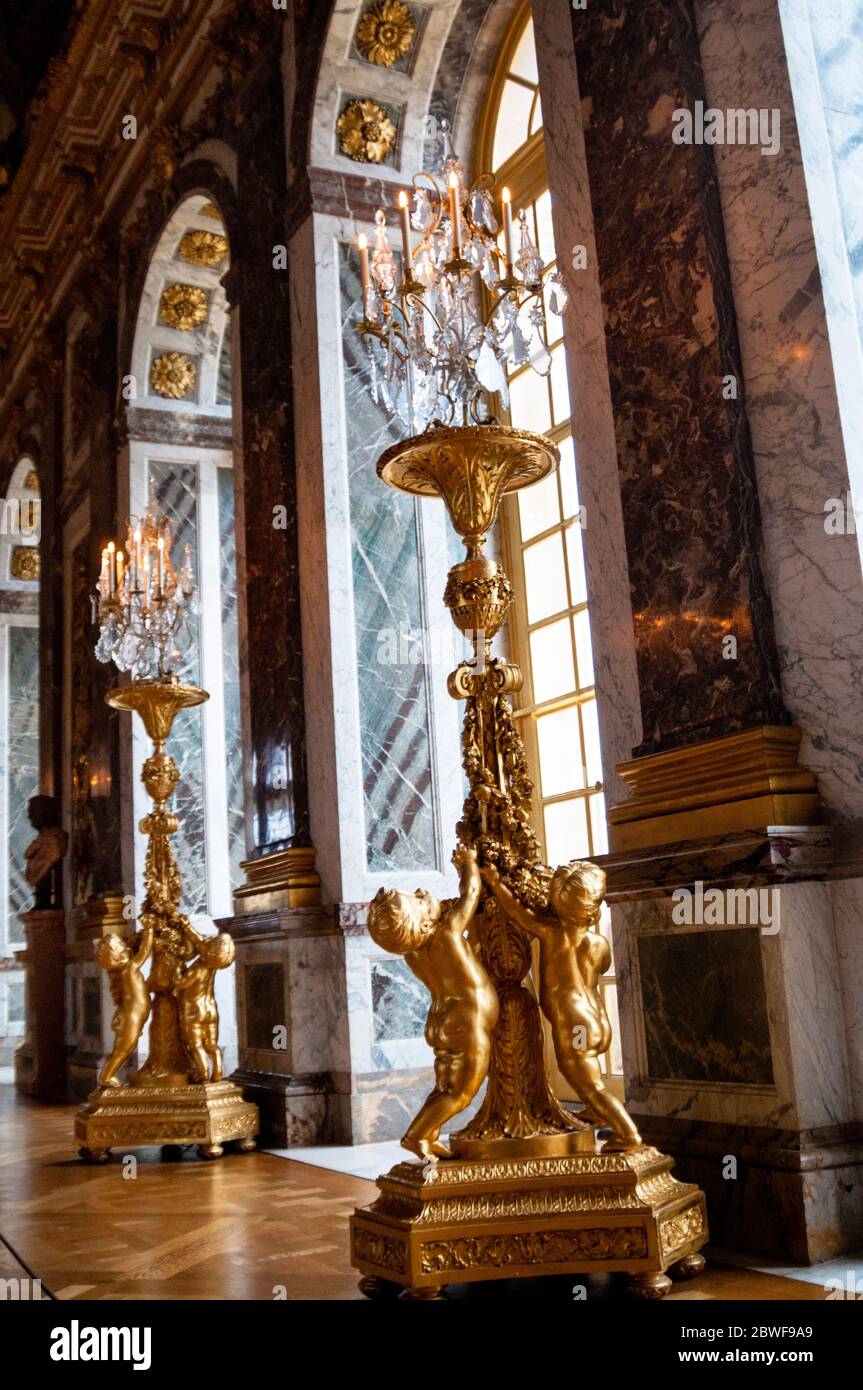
[697,0,863,829]
[780,0,863,569]
[829,874,863,1118]
[290,210,464,906]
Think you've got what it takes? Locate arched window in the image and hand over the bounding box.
[480,5,622,1087]
[0,457,40,1061]
[126,196,244,925]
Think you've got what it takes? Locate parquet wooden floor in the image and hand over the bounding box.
[0,1087,829,1301]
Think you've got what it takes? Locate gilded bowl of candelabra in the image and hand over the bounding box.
[106,675,208,747]
[377,424,559,556]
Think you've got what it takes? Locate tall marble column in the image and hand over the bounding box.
[226,59,320,916]
[534,0,863,1258]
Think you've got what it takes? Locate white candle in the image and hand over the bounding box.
[358,232,371,311]
[449,171,462,255]
[142,544,150,606]
[157,535,165,596]
[116,549,124,597]
[133,527,142,591]
[398,191,412,276]
[502,186,514,269]
[107,541,115,596]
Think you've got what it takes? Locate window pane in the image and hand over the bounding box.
[536,190,556,265]
[581,697,603,786]
[550,344,570,425]
[149,460,207,914]
[536,706,585,796]
[524,532,568,622]
[558,436,579,518]
[518,469,559,541]
[589,792,608,855]
[565,519,587,607]
[573,608,595,688]
[544,797,590,865]
[509,19,538,84]
[493,78,535,168]
[530,618,575,704]
[510,367,551,434]
[530,93,543,136]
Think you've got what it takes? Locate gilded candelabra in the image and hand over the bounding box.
[349,447,709,1292]
[75,498,257,1162]
[349,122,707,1296]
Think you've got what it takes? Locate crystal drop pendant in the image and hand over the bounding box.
[549,271,569,315]
[475,335,508,395]
[531,335,553,377]
[411,188,435,233]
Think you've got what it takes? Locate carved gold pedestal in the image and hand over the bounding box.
[352,1141,707,1299]
[76,1080,258,1162]
[75,675,259,1161]
[350,424,709,1299]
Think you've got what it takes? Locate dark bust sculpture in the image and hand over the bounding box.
[24,795,68,911]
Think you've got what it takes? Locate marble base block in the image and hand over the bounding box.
[220,904,351,1146]
[609,875,861,1261]
[636,1116,863,1263]
[15,910,66,1099]
[230,1068,349,1148]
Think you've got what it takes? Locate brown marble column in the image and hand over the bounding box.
[572,0,788,758]
[225,57,319,910]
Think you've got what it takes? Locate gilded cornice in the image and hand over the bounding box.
[0,0,276,429]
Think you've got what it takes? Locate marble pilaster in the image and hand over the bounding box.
[14,910,66,1099]
[611,881,863,1260]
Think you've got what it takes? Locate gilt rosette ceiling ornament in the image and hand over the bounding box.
[11,546,40,581]
[355,121,568,431]
[337,98,398,164]
[159,282,208,331]
[178,229,228,268]
[356,1,415,67]
[150,351,196,399]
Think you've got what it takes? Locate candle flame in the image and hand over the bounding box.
[502,186,511,204]
[398,190,408,208]
[358,232,368,250]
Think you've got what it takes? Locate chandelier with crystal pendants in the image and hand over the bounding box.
[92,483,196,680]
[355,120,568,431]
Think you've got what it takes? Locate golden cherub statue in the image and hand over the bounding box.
[368,844,499,1160]
[481,859,642,1151]
[173,918,236,1083]
[95,920,155,1087]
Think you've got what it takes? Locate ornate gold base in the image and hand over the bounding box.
[609,725,821,851]
[233,847,321,911]
[350,1141,708,1298]
[75,1080,259,1161]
